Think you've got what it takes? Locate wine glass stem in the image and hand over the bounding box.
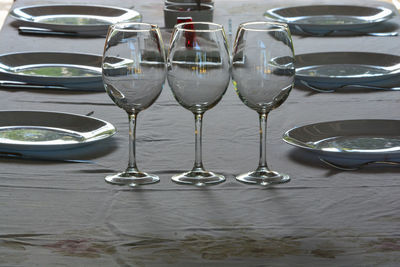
[258,112,269,170]
[127,113,139,172]
[193,113,204,171]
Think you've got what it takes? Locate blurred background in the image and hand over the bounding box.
[0,0,12,29]
[0,0,399,29]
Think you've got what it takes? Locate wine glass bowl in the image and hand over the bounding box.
[167,22,230,186]
[102,22,166,186]
[168,22,230,114]
[232,21,295,186]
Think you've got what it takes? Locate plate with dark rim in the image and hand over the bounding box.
[264,5,393,33]
[0,111,116,151]
[0,52,103,90]
[295,52,400,89]
[10,4,141,35]
[283,119,400,164]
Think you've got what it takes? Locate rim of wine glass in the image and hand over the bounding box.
[239,21,289,32]
[110,22,160,32]
[174,22,224,32]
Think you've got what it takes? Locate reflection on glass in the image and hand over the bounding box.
[17,66,99,77]
[102,22,166,187]
[35,16,110,25]
[232,21,295,186]
[167,22,230,186]
[0,127,84,143]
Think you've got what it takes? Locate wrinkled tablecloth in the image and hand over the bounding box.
[0,0,399,266]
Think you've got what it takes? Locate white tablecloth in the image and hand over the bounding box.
[0,0,399,266]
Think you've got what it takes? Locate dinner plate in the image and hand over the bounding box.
[0,111,116,151]
[10,4,141,35]
[264,5,394,34]
[0,52,103,90]
[283,119,400,164]
[295,52,400,89]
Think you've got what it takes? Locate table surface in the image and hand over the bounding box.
[1,0,400,266]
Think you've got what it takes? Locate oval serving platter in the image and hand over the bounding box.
[0,111,116,151]
[10,4,141,35]
[264,5,393,33]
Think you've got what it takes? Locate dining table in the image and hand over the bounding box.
[0,0,400,266]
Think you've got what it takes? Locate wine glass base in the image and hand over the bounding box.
[236,170,290,186]
[172,170,225,187]
[105,171,159,187]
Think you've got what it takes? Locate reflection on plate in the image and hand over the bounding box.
[295,52,400,89]
[283,120,400,164]
[0,111,116,150]
[0,52,103,90]
[10,4,141,35]
[264,5,393,33]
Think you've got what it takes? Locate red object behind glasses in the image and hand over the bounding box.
[177,17,195,48]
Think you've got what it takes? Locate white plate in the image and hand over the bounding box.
[264,5,393,33]
[0,111,116,151]
[0,52,103,90]
[10,4,141,35]
[295,52,400,89]
[283,119,400,164]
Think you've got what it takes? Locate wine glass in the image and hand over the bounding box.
[232,21,295,186]
[167,22,230,186]
[102,22,166,186]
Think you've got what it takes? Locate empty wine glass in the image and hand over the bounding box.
[102,22,166,186]
[167,22,230,186]
[232,21,295,186]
